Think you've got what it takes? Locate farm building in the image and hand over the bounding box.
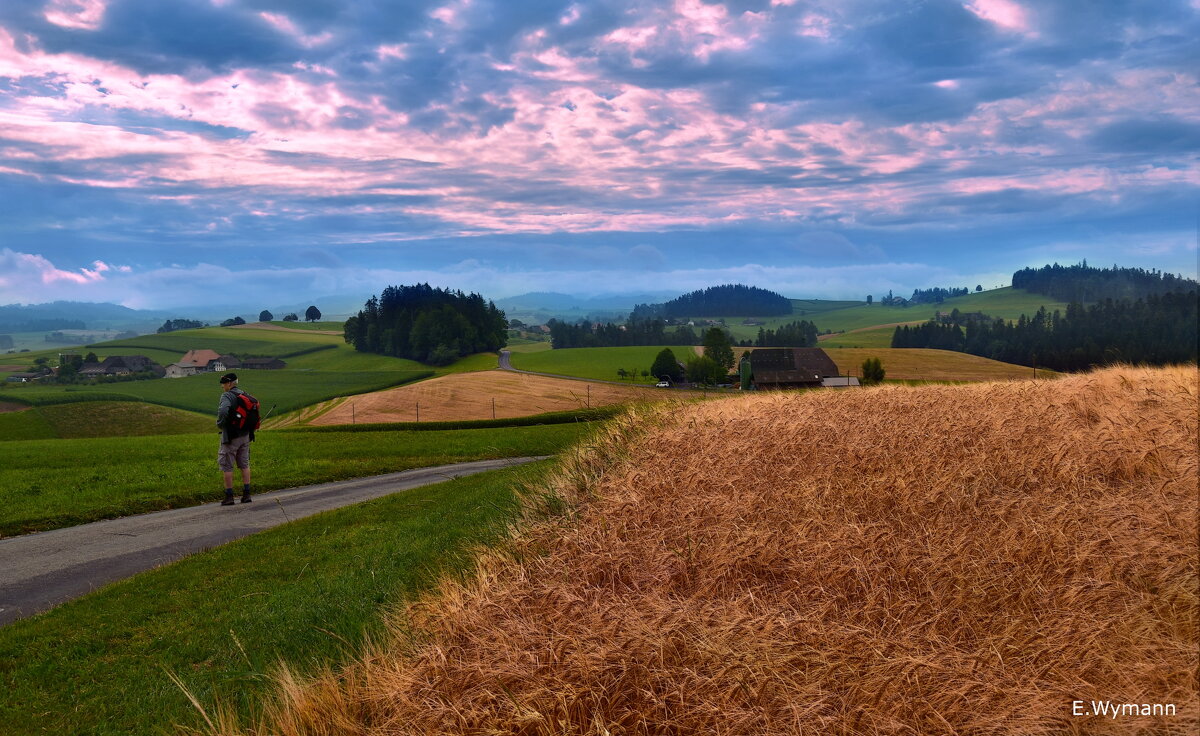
[78,355,163,378]
[750,348,843,389]
[6,372,42,383]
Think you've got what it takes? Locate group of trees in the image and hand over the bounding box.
[893,293,1198,371]
[753,320,819,348]
[343,284,507,365]
[909,286,972,304]
[631,284,792,320]
[1012,262,1195,303]
[546,317,701,349]
[157,319,206,333]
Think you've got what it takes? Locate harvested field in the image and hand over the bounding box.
[233,365,1198,735]
[0,401,31,413]
[295,370,692,425]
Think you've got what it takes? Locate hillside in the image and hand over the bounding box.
[250,365,1198,733]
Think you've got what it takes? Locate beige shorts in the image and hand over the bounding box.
[218,433,251,472]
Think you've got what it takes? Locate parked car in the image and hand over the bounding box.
[655,380,671,388]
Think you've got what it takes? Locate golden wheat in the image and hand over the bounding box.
[213,365,1198,735]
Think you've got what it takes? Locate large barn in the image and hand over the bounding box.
[749,348,847,389]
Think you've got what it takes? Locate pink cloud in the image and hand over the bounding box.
[964,0,1033,34]
[43,0,107,31]
[0,249,115,288]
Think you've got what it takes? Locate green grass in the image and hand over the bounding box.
[265,320,345,330]
[0,407,57,441]
[0,422,591,537]
[506,339,553,354]
[0,402,212,442]
[509,345,692,384]
[816,325,900,349]
[711,288,1073,341]
[0,460,556,736]
[2,369,432,415]
[98,327,335,359]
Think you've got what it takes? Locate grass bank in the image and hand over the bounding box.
[0,461,557,736]
[0,422,592,537]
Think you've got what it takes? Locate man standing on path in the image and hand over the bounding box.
[217,372,254,505]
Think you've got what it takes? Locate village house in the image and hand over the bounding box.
[748,348,846,390]
[166,349,222,378]
[78,355,163,378]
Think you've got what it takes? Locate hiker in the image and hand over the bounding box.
[216,372,256,505]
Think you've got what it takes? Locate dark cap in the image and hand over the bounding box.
[219,372,238,384]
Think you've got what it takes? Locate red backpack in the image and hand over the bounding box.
[228,391,261,435]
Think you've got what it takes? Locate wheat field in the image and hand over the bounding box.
[210,365,1198,735]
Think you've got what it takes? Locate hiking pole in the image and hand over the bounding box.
[262,403,277,422]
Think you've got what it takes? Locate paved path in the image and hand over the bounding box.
[0,457,545,627]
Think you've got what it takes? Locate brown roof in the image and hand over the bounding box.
[179,349,221,368]
[750,348,840,386]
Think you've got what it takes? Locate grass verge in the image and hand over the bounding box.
[0,461,557,736]
[0,423,592,537]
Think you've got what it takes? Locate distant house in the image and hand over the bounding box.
[165,363,196,379]
[749,348,842,389]
[207,355,241,373]
[6,372,41,383]
[239,358,286,370]
[179,349,222,371]
[76,355,163,378]
[79,362,108,378]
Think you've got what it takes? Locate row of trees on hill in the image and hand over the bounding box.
[343,284,507,365]
[754,320,819,348]
[631,284,792,320]
[546,317,702,349]
[1012,262,1197,303]
[893,293,1198,370]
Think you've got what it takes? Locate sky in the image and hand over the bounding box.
[0,0,1197,310]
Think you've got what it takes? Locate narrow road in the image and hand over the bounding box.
[0,456,545,627]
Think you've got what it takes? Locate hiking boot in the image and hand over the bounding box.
[221,497,236,506]
[240,493,253,503]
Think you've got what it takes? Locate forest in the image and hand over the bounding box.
[893,264,1198,370]
[1011,261,1195,302]
[343,284,508,365]
[547,318,700,349]
[631,284,792,320]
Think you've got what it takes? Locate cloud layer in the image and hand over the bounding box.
[0,0,1196,307]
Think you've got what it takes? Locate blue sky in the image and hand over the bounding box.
[0,0,1196,309]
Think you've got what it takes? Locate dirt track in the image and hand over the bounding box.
[304,370,676,425]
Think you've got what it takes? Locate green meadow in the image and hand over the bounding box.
[509,344,694,384]
[2,368,431,415]
[0,422,590,537]
[707,288,1071,340]
[0,461,556,736]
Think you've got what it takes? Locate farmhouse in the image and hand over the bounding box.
[167,349,233,378]
[6,372,42,383]
[750,348,842,389]
[78,355,163,378]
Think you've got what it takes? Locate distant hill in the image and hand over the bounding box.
[494,291,678,323]
[632,284,793,320]
[0,302,169,332]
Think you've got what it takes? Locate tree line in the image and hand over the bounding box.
[1012,261,1196,303]
[631,284,792,320]
[343,284,507,365]
[893,292,1197,370]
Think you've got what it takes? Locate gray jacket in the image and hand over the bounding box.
[216,387,253,444]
